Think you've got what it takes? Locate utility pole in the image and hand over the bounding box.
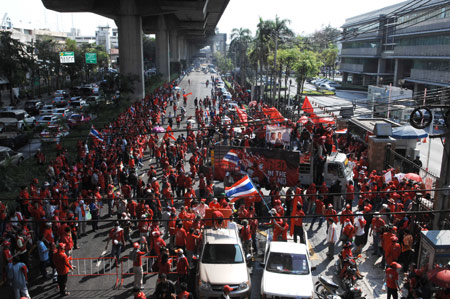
[433,133,450,229]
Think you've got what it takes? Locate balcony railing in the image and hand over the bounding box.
[394,45,450,57]
[409,68,450,84]
[340,63,364,73]
[341,47,380,56]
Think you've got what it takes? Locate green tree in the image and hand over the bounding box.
[214,52,232,74]
[230,27,252,87]
[0,32,33,104]
[293,50,322,113]
[266,16,294,103]
[310,25,341,52]
[277,48,300,104]
[35,39,59,94]
[143,35,156,69]
[321,46,338,78]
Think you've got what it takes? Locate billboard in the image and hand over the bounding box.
[214,145,299,186]
[265,125,292,146]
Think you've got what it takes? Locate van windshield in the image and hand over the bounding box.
[201,244,244,264]
[266,252,309,275]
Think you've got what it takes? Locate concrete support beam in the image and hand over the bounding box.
[155,16,170,81]
[169,30,180,62]
[117,0,144,99]
[393,59,400,86]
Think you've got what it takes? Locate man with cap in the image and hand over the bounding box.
[52,243,73,296]
[131,242,147,290]
[385,262,402,299]
[175,248,189,284]
[105,222,125,267]
[153,273,175,299]
[220,285,233,299]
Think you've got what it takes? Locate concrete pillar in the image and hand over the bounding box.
[179,37,186,60]
[414,83,419,94]
[169,30,179,62]
[343,72,348,84]
[117,0,144,99]
[155,16,170,81]
[362,75,367,86]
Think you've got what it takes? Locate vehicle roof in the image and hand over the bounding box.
[268,241,308,254]
[204,228,239,244]
[0,118,19,123]
[0,146,14,152]
[328,152,347,163]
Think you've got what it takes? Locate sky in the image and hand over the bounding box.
[3,0,406,37]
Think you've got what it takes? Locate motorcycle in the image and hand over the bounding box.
[335,254,358,290]
[315,275,365,299]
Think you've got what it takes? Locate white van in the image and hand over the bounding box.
[197,227,251,298]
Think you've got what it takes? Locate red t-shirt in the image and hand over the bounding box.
[133,250,146,267]
[175,228,187,247]
[385,267,398,289]
[53,250,72,275]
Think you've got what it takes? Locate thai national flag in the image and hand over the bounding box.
[222,149,239,168]
[129,106,135,115]
[89,126,104,143]
[225,175,259,202]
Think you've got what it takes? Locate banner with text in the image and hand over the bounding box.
[214,145,299,186]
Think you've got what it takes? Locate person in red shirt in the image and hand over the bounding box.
[105,222,125,266]
[211,210,225,229]
[341,218,355,244]
[385,236,402,266]
[52,243,73,296]
[324,204,338,226]
[186,227,201,265]
[346,181,355,206]
[177,282,193,299]
[175,223,187,251]
[150,231,166,257]
[131,242,147,290]
[292,202,305,244]
[369,212,386,256]
[385,262,401,299]
[175,248,189,283]
[208,198,220,209]
[239,220,252,256]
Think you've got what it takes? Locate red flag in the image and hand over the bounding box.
[183,92,192,97]
[302,96,314,114]
[164,125,176,140]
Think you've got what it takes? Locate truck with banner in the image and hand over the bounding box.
[213,145,353,191]
[213,145,300,187]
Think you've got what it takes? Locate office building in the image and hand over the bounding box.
[340,0,450,92]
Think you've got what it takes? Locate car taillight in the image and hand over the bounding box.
[47,122,50,125]
[62,114,64,117]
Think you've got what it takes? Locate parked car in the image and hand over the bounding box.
[197,227,251,298]
[40,104,55,116]
[0,119,29,150]
[39,125,69,143]
[0,110,35,129]
[36,115,59,126]
[69,97,87,110]
[24,99,43,116]
[53,90,69,98]
[67,113,92,128]
[260,241,315,299]
[0,146,24,166]
[317,83,336,92]
[52,108,72,120]
[85,95,105,107]
[52,97,68,107]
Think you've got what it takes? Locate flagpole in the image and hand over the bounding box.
[248,175,270,212]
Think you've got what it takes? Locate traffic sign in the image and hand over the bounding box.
[60,51,75,63]
[85,52,97,64]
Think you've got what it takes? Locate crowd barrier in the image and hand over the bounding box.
[69,257,119,288]
[119,255,178,288]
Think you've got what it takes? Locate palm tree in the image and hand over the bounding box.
[270,16,294,102]
[230,27,252,87]
[256,18,273,102]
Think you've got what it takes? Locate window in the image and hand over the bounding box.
[201,244,244,264]
[266,252,309,275]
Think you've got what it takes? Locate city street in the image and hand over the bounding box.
[13,71,385,299]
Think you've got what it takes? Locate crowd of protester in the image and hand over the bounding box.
[0,73,447,299]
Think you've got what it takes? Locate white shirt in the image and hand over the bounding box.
[327,223,338,243]
[354,216,365,236]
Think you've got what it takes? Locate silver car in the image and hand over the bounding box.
[0,146,24,166]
